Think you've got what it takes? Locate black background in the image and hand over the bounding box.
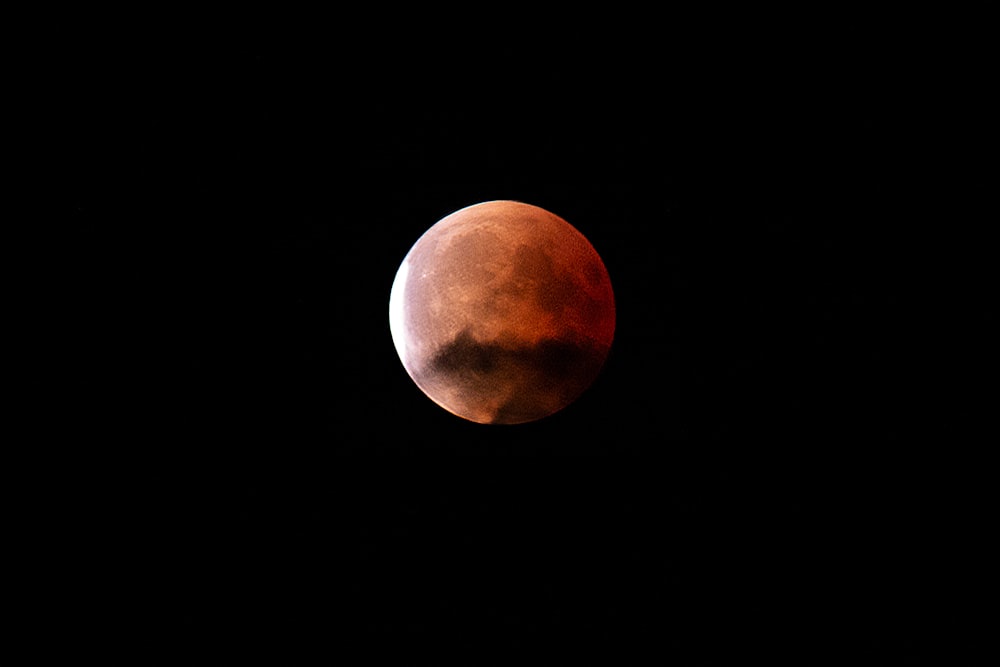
[38,11,989,663]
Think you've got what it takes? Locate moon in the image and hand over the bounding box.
[389,200,615,424]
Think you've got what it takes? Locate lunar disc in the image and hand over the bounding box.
[389,200,615,424]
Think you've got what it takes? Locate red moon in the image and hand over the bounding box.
[389,200,615,424]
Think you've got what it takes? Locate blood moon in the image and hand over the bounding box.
[389,200,615,424]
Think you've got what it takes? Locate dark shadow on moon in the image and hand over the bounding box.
[415,328,610,424]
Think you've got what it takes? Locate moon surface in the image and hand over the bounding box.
[389,200,615,424]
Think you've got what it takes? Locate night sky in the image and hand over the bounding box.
[38,14,986,663]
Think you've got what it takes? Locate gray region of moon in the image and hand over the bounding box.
[417,328,609,425]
